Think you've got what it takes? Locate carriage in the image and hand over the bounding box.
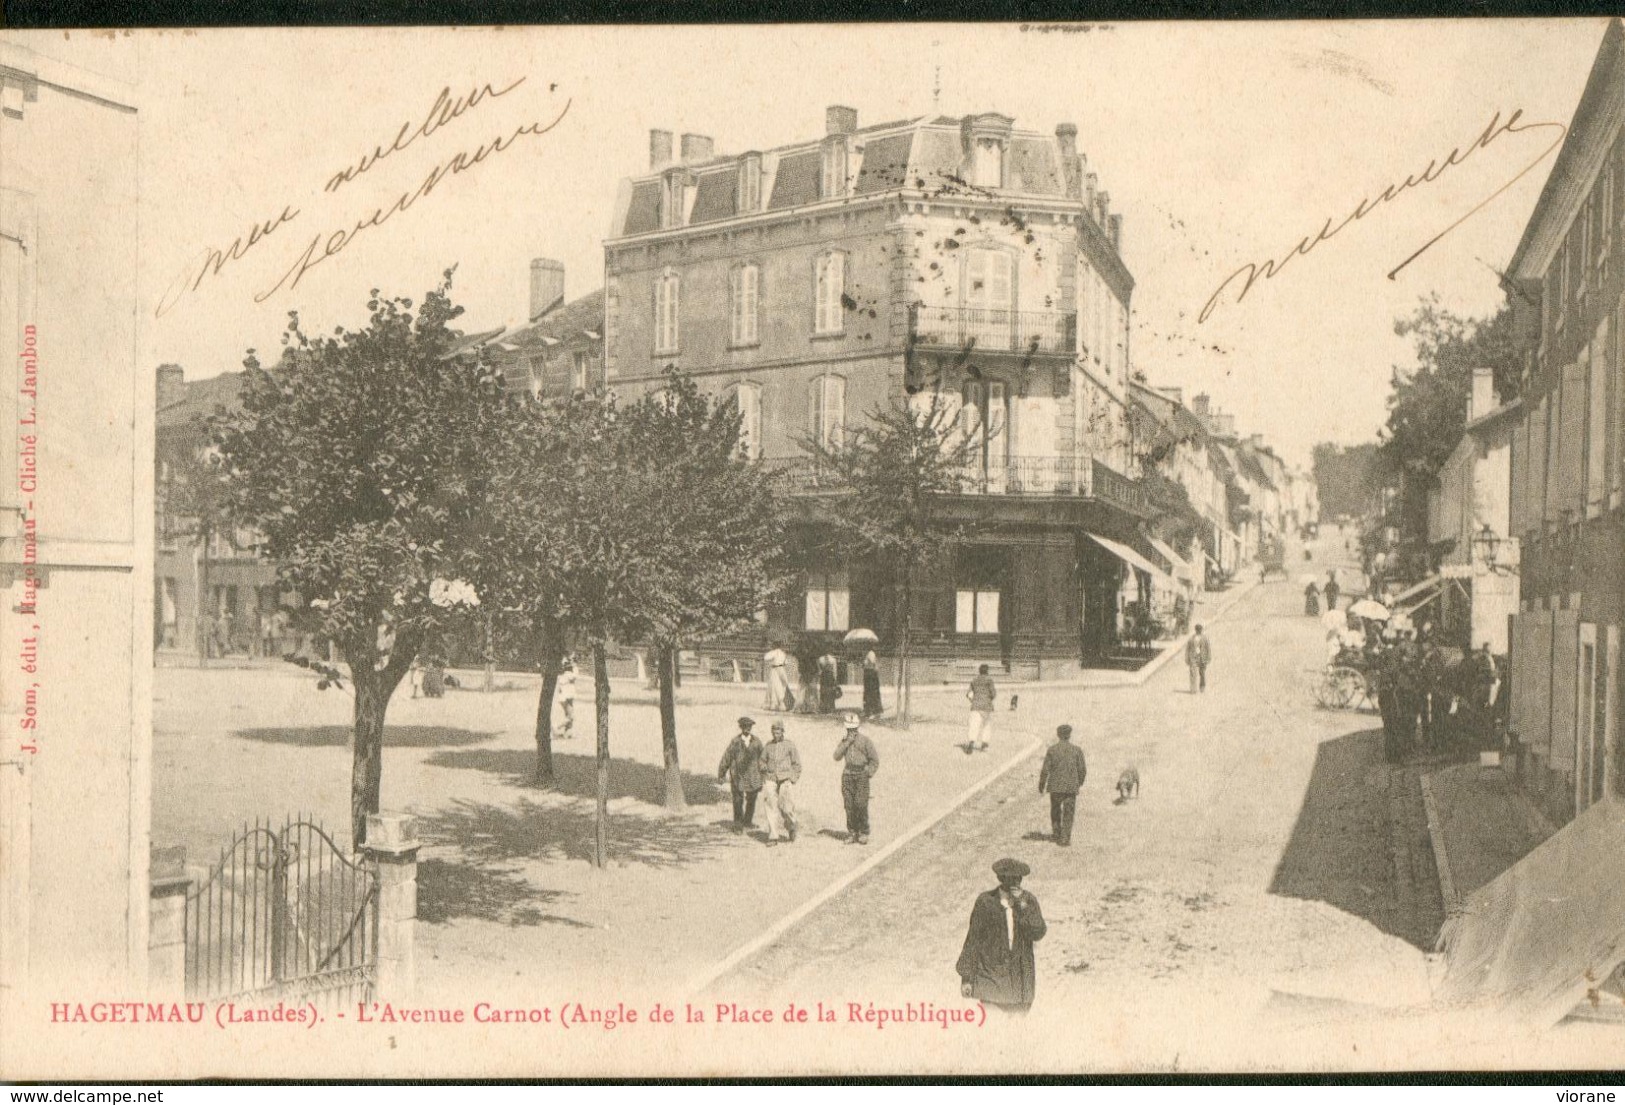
[1313,648,1381,710]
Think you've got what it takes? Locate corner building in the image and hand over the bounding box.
[604,108,1157,683]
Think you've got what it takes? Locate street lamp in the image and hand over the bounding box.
[1472,523,1515,575]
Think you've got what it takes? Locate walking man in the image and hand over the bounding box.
[759,721,802,845]
[1038,724,1087,846]
[1186,624,1212,694]
[1323,570,1340,612]
[717,716,764,833]
[833,713,879,844]
[956,858,1047,1014]
[966,664,997,752]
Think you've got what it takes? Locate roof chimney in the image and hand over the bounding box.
[1470,366,1495,421]
[826,105,858,136]
[530,258,565,322]
[1084,171,1099,210]
[1055,123,1081,199]
[1108,213,1123,252]
[156,364,185,411]
[680,133,714,164]
[1192,393,1210,416]
[650,129,673,171]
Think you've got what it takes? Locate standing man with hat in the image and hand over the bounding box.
[956,858,1047,1013]
[833,713,880,844]
[717,717,764,833]
[1038,725,1087,846]
[759,721,802,846]
[1185,624,1212,694]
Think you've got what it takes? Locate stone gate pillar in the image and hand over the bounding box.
[147,845,190,998]
[363,814,419,1001]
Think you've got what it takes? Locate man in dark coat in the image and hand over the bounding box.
[957,858,1047,1013]
[1323,571,1340,611]
[1038,724,1087,846]
[833,713,879,844]
[717,716,764,832]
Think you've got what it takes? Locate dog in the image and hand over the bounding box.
[1009,694,1019,712]
[1115,767,1140,803]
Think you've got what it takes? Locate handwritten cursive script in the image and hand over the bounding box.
[323,77,527,194]
[1199,108,1568,324]
[257,102,572,304]
[154,205,302,318]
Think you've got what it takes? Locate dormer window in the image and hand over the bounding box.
[661,170,692,229]
[971,138,1004,189]
[821,139,849,200]
[737,153,763,215]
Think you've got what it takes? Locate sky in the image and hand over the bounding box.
[47,19,1609,468]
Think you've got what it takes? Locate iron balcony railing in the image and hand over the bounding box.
[910,306,1077,356]
[773,455,1150,512]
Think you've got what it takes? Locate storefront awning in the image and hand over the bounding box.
[1393,574,1444,618]
[1147,536,1195,582]
[1086,533,1172,583]
[1388,573,1440,608]
[1436,798,1625,1026]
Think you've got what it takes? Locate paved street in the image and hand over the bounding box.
[714,533,1448,1069]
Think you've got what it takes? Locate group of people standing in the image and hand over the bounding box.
[761,644,884,719]
[717,711,880,846]
[1375,638,1501,763]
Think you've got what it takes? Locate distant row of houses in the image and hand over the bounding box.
[153,105,1313,683]
[1408,19,1623,828]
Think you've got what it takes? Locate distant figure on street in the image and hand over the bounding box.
[833,713,879,844]
[861,648,883,718]
[966,664,997,752]
[1185,625,1212,694]
[956,858,1047,1014]
[717,716,764,833]
[555,658,576,740]
[1324,571,1340,612]
[1038,724,1087,846]
[763,644,793,712]
[1304,581,1320,616]
[759,721,802,845]
[817,652,840,714]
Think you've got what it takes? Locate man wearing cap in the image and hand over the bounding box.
[833,713,879,844]
[956,858,1047,1013]
[1038,725,1087,846]
[759,721,802,845]
[717,717,764,833]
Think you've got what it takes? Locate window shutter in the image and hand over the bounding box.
[826,375,846,449]
[1587,322,1608,516]
[1561,359,1587,518]
[809,376,822,448]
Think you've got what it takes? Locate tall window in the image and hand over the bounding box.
[572,350,591,393]
[654,271,680,355]
[960,380,1009,475]
[731,382,762,461]
[1587,319,1609,517]
[821,139,848,200]
[738,155,762,215]
[814,251,846,334]
[955,587,1001,634]
[964,248,1013,348]
[730,263,760,346]
[805,569,850,631]
[810,373,846,453]
[971,138,1004,189]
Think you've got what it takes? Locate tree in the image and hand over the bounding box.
[1377,298,1522,556]
[1310,442,1379,521]
[614,374,789,808]
[805,386,981,725]
[215,270,504,846]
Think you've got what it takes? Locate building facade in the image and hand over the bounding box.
[604,108,1162,680]
[0,34,151,1028]
[1504,18,1624,826]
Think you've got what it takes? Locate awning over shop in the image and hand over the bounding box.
[1086,533,1172,583]
[1436,798,1625,1026]
[1387,573,1441,612]
[1147,536,1196,582]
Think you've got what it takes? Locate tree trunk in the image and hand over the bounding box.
[897,571,914,726]
[657,638,685,809]
[350,671,387,849]
[592,641,611,869]
[532,631,563,786]
[195,525,211,668]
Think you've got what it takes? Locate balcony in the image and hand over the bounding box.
[773,454,1150,513]
[910,306,1076,356]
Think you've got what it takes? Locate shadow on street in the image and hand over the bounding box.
[1267,728,1418,947]
[231,724,501,748]
[416,856,590,928]
[424,748,729,807]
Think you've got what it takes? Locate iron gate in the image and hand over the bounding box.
[184,818,378,1006]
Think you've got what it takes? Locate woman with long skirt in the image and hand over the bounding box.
[861,648,882,717]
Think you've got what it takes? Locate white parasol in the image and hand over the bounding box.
[842,628,879,645]
[1349,598,1391,621]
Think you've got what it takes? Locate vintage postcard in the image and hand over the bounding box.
[0,18,1622,1080]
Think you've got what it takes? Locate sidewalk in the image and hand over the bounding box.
[1420,760,1557,913]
